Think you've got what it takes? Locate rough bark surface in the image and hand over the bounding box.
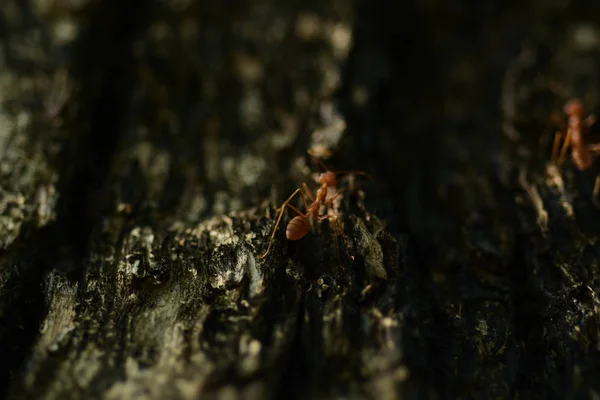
[3,0,600,399]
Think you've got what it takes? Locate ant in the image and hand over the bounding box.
[552,99,597,168]
[257,153,370,261]
[551,98,600,200]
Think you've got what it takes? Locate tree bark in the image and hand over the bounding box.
[3,0,600,399]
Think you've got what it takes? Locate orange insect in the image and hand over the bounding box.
[552,98,597,169]
[551,98,600,199]
[257,157,370,260]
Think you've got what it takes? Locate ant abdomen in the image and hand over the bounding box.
[286,216,310,240]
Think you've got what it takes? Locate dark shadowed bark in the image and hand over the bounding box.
[2,0,600,399]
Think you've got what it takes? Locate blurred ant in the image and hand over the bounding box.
[552,99,596,168]
[257,151,371,261]
[551,98,600,201]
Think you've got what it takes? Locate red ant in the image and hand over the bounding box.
[551,98,600,199]
[552,99,596,168]
[257,154,370,260]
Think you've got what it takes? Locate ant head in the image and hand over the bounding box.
[318,171,337,187]
[565,98,585,117]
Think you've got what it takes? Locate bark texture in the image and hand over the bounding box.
[2,0,600,399]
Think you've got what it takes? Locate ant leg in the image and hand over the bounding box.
[594,176,600,206]
[259,188,304,259]
[285,203,306,217]
[275,188,311,214]
[299,186,311,211]
[302,183,315,203]
[323,189,345,207]
[551,131,563,162]
[557,129,572,167]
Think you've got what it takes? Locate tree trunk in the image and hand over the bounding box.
[2,0,600,399]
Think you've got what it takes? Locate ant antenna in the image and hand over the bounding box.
[307,150,374,181]
[307,149,331,171]
[333,170,374,181]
